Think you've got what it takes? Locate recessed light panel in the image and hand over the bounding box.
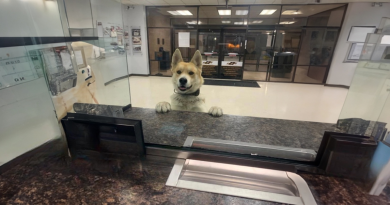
[279,21,295,24]
[260,9,277,15]
[167,11,180,15]
[234,21,247,25]
[186,21,201,24]
[167,10,193,15]
[218,10,231,15]
[222,21,231,23]
[252,20,263,23]
[282,10,302,15]
[235,10,248,15]
[177,10,193,15]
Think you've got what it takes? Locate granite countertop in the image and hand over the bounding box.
[73,104,338,150]
[124,107,338,150]
[1,141,389,205]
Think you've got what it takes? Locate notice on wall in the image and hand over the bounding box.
[0,56,39,89]
[131,26,142,55]
[178,32,190,48]
[348,43,364,60]
[348,27,376,42]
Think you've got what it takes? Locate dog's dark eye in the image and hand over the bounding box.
[177,70,182,74]
[189,71,194,75]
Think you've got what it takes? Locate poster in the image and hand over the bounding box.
[131,26,142,55]
[97,21,124,45]
[178,32,190,48]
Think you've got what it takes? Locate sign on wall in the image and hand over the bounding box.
[131,26,142,55]
[178,32,190,48]
[0,56,39,89]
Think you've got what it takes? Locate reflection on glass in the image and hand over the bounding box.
[248,5,281,27]
[298,28,338,66]
[294,66,326,83]
[199,6,249,26]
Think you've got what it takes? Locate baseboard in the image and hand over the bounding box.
[129,74,149,77]
[104,75,130,86]
[104,74,150,86]
[324,84,350,89]
[0,139,61,175]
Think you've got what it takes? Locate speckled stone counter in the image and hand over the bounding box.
[0,142,389,205]
[124,107,338,150]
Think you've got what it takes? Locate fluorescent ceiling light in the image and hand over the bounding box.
[260,9,277,15]
[252,20,263,23]
[279,21,295,24]
[218,9,231,15]
[222,21,231,23]
[186,21,201,24]
[234,21,247,25]
[177,10,193,15]
[282,10,302,15]
[167,10,193,15]
[167,11,180,15]
[235,10,248,15]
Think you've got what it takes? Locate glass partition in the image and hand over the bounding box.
[1,0,367,166]
[130,3,352,160]
[338,32,390,140]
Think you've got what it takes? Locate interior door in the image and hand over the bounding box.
[242,30,274,81]
[220,29,246,79]
[198,29,221,78]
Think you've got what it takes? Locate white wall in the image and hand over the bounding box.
[122,5,149,75]
[327,3,390,86]
[0,0,64,37]
[64,0,94,29]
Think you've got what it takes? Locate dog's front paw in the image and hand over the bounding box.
[156,101,171,113]
[208,106,223,117]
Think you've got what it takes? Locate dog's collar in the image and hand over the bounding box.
[174,89,200,96]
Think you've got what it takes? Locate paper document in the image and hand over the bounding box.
[178,32,190,48]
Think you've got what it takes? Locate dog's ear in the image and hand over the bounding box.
[190,50,202,70]
[171,49,183,69]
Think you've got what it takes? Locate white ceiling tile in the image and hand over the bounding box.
[200,0,219,5]
[182,0,201,5]
[226,0,238,5]
[218,0,226,5]
[146,0,169,5]
[236,0,255,4]
[164,0,185,5]
[121,0,138,4]
[254,0,280,4]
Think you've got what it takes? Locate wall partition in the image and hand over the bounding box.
[146,4,347,84]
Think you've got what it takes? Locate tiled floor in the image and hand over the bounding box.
[112,76,350,123]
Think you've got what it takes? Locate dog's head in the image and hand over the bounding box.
[171,49,204,94]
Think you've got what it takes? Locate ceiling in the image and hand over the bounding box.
[120,0,390,6]
[149,4,345,19]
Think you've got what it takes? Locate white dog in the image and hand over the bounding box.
[155,49,223,117]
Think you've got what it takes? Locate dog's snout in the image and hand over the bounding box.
[179,77,187,85]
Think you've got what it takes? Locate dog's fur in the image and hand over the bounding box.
[156,49,223,117]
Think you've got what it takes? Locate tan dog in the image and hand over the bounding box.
[156,49,223,117]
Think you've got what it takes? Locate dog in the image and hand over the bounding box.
[155,49,223,117]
